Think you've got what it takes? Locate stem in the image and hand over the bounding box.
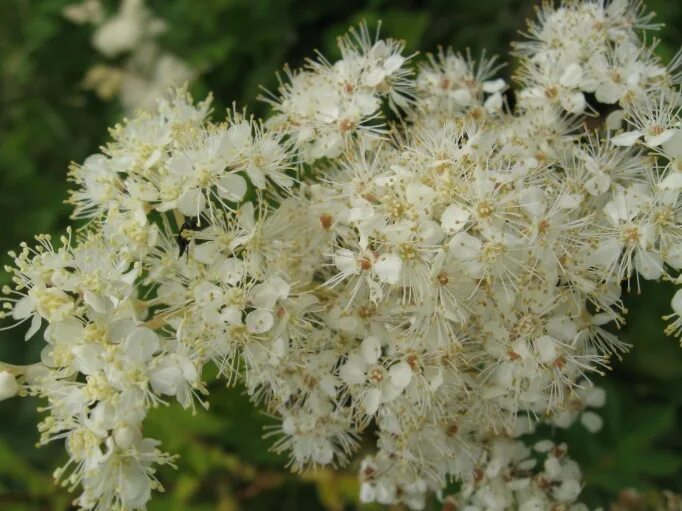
[144,312,170,330]
[172,209,184,229]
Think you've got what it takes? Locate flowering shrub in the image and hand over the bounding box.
[1,1,681,509]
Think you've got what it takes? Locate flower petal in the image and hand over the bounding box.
[611,130,641,146]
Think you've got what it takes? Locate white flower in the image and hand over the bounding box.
[149,353,199,409]
[4,5,682,510]
[92,0,145,57]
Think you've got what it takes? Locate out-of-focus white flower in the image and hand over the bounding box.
[65,0,196,111]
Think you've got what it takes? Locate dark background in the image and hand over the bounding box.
[0,1,680,509]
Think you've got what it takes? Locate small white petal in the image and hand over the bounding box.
[553,479,582,502]
[547,315,577,343]
[269,276,291,299]
[534,440,554,453]
[596,82,623,104]
[389,362,412,389]
[249,283,279,309]
[120,464,152,507]
[313,440,334,465]
[220,306,242,325]
[150,363,183,397]
[359,483,376,503]
[194,282,224,305]
[559,91,585,114]
[672,289,682,315]
[659,171,682,190]
[585,172,611,196]
[534,335,558,364]
[383,54,405,74]
[245,164,266,189]
[662,129,682,158]
[83,290,108,313]
[557,192,582,209]
[245,309,274,334]
[518,186,546,217]
[334,249,359,276]
[12,296,34,320]
[218,173,247,202]
[452,88,472,105]
[644,129,675,147]
[166,153,193,176]
[484,92,503,112]
[360,336,382,364]
[125,327,160,362]
[114,425,141,449]
[373,254,402,285]
[0,371,19,401]
[483,78,507,93]
[364,387,381,415]
[363,68,386,87]
[25,314,42,341]
[580,411,604,433]
[193,242,219,264]
[218,258,245,285]
[420,219,445,245]
[559,63,583,88]
[177,188,206,216]
[380,381,402,403]
[339,359,366,385]
[611,130,642,146]
[635,249,664,280]
[605,109,626,130]
[448,231,482,259]
[440,204,470,234]
[583,386,606,408]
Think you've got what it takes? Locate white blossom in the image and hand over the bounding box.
[2,4,682,510]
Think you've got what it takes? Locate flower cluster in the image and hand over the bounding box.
[63,0,194,111]
[442,440,587,511]
[2,1,681,509]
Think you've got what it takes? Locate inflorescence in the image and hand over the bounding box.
[1,2,681,509]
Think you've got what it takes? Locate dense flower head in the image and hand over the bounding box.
[2,1,682,509]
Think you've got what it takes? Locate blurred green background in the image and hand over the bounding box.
[0,0,680,509]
